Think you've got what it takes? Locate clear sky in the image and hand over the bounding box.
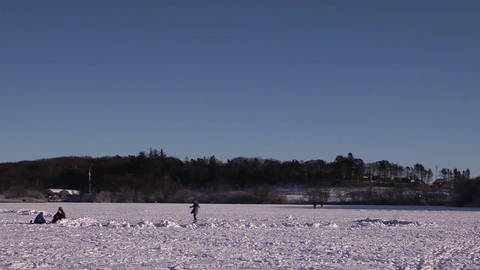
[1,0,479,177]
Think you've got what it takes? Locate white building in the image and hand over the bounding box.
[41,188,81,200]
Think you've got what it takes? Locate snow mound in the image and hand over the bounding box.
[52,219,350,230]
[155,220,181,228]
[281,222,299,227]
[19,209,39,215]
[0,208,48,216]
[105,220,131,228]
[62,217,102,227]
[193,222,216,228]
[0,209,18,213]
[355,218,420,227]
[216,222,232,228]
[65,219,183,229]
[327,222,338,228]
[136,220,156,228]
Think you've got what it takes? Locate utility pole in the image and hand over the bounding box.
[88,163,93,194]
[57,163,93,192]
[435,165,438,180]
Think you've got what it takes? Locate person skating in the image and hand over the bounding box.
[189,200,200,222]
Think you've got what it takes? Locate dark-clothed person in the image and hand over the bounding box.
[51,207,66,223]
[190,200,200,221]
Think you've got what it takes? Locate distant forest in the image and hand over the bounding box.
[1,148,478,205]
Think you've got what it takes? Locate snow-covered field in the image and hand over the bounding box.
[1,203,479,270]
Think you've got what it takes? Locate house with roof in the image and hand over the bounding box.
[41,188,81,201]
[431,179,449,187]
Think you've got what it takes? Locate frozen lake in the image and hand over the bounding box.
[1,203,479,269]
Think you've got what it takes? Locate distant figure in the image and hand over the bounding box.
[313,200,317,209]
[33,212,46,224]
[320,201,324,208]
[51,207,66,223]
[190,200,200,221]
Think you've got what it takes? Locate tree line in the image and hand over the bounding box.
[0,148,473,199]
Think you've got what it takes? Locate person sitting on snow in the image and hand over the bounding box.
[50,207,66,223]
[33,212,46,224]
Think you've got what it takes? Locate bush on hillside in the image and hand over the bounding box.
[452,177,480,207]
[212,191,257,204]
[3,186,29,199]
[94,191,112,202]
[254,185,288,204]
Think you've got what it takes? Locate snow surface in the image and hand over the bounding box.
[1,203,479,269]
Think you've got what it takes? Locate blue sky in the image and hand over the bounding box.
[1,0,479,177]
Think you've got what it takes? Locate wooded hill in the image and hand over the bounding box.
[1,148,477,205]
